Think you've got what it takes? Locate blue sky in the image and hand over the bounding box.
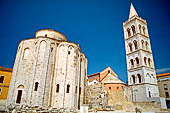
[0,0,170,83]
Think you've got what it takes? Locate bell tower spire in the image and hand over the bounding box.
[129,2,138,18]
[123,2,160,102]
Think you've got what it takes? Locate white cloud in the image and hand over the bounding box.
[156,68,170,73]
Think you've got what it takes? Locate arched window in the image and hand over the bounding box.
[130,59,134,67]
[56,84,59,93]
[145,41,148,50]
[16,85,24,104]
[129,43,133,52]
[135,57,139,65]
[133,40,138,50]
[66,84,70,93]
[141,40,144,49]
[148,91,151,98]
[132,75,135,84]
[143,26,146,35]
[137,74,141,83]
[127,28,131,37]
[131,25,136,35]
[148,58,151,66]
[51,47,53,52]
[34,82,39,91]
[147,73,150,78]
[139,24,141,33]
[23,48,29,60]
[68,51,70,55]
[144,57,147,65]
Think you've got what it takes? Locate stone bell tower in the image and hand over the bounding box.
[123,3,160,102]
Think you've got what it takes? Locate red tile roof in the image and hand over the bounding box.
[0,67,13,72]
[156,73,170,77]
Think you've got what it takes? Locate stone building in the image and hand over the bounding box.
[123,3,160,102]
[0,67,12,109]
[6,29,87,112]
[88,67,125,92]
[157,73,170,109]
[87,67,126,110]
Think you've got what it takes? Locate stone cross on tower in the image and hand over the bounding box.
[123,3,160,102]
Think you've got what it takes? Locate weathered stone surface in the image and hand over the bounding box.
[6,29,87,112]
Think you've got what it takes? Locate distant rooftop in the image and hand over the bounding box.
[0,67,12,72]
[156,73,170,77]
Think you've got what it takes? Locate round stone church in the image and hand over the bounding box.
[6,29,87,111]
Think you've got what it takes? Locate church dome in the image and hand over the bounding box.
[35,29,67,41]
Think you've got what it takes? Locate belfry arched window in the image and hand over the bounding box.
[137,74,141,83]
[135,57,139,65]
[141,40,144,49]
[148,58,151,66]
[130,59,134,66]
[129,43,133,52]
[148,91,151,98]
[144,57,147,65]
[139,24,142,33]
[133,40,138,50]
[131,25,136,35]
[145,41,148,50]
[143,26,146,35]
[132,75,135,84]
[127,28,131,37]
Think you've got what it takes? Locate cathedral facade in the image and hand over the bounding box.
[6,29,87,111]
[123,3,160,102]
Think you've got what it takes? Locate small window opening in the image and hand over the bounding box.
[108,70,110,73]
[66,84,70,93]
[56,84,59,93]
[132,75,135,84]
[79,87,81,95]
[149,91,151,98]
[117,86,119,89]
[34,82,39,91]
[130,59,134,66]
[133,40,138,50]
[137,74,141,83]
[139,24,141,33]
[109,87,111,90]
[16,90,23,104]
[131,25,136,35]
[45,34,47,37]
[165,92,169,98]
[143,26,146,35]
[129,43,133,52]
[148,58,151,66]
[51,47,53,52]
[0,76,4,83]
[164,84,168,90]
[68,51,70,55]
[135,57,139,65]
[144,57,147,65]
[145,41,148,50]
[141,40,144,48]
[127,28,131,37]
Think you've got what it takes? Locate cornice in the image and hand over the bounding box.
[125,33,149,41]
[126,49,152,55]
